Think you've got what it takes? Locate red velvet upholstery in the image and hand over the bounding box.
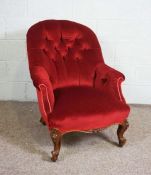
[27,20,130,134]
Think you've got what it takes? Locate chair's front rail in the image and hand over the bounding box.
[49,119,129,161]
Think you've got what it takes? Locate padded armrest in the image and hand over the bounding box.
[30,66,50,87]
[94,64,126,102]
[95,64,125,81]
[30,66,55,124]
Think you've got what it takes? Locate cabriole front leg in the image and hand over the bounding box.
[117,120,129,147]
[50,128,62,162]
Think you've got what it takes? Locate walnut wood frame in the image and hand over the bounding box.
[40,117,129,162]
[50,128,62,162]
[117,120,129,147]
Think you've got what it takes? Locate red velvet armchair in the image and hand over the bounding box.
[27,20,130,161]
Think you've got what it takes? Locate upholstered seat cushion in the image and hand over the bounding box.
[49,86,130,133]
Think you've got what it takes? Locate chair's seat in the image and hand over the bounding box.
[49,86,130,133]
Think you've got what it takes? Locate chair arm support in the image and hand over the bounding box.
[94,64,126,102]
[30,66,55,125]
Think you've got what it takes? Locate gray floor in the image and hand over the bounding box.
[0,102,151,175]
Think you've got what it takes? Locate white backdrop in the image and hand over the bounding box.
[0,0,151,104]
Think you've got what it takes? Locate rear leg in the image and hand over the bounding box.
[40,117,46,126]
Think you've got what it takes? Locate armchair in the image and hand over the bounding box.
[27,20,130,161]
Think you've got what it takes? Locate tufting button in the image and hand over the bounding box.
[75,57,80,61]
[62,56,66,61]
[54,46,57,51]
[101,78,108,84]
[42,48,48,57]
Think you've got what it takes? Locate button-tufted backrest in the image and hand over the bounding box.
[27,20,104,89]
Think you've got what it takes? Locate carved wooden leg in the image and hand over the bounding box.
[40,117,46,125]
[117,120,129,147]
[50,128,62,162]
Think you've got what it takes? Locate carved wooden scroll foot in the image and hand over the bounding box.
[117,120,129,147]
